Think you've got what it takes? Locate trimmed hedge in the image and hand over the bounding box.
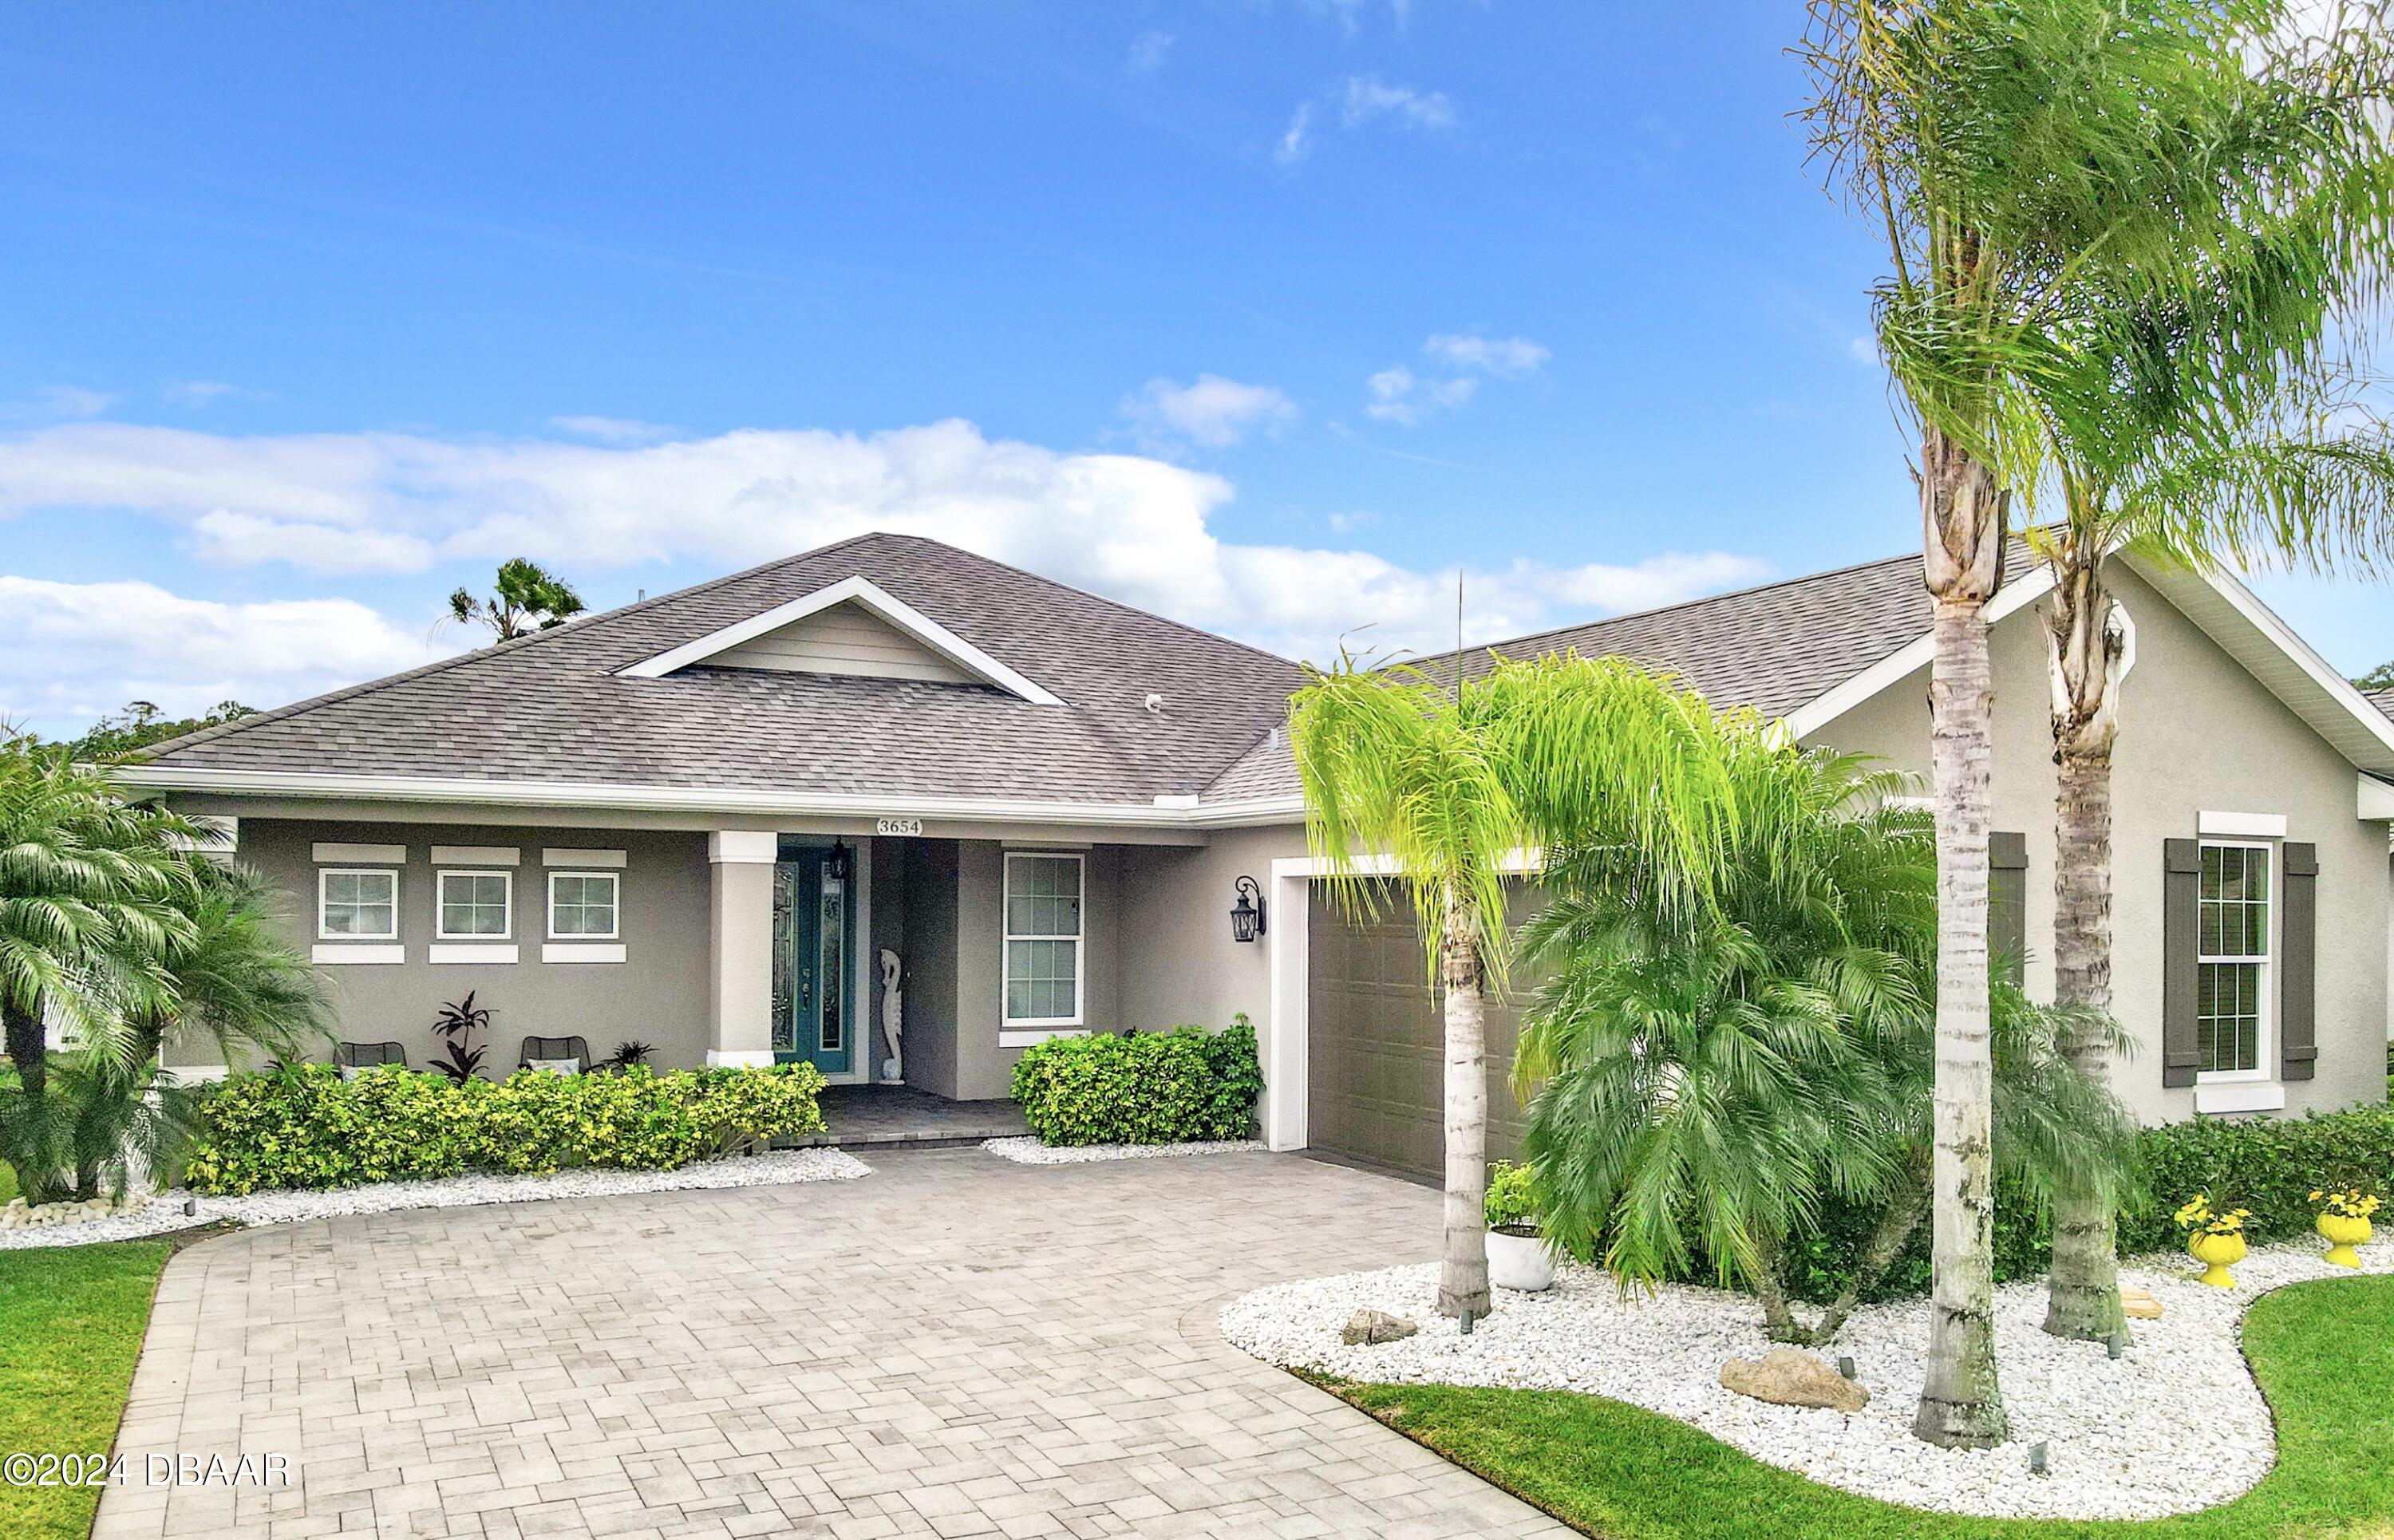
[180,1061,828,1195]
[1009,1017,1263,1146]
[1778,1099,2394,1305]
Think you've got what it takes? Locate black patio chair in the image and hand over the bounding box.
[334,1040,409,1071]
[518,1035,593,1075]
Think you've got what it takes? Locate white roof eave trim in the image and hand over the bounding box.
[111,764,1303,830]
[614,574,1065,706]
[1779,554,2394,780]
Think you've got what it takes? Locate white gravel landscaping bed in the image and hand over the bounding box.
[984,1135,1265,1164]
[1222,1238,2394,1521]
[0,1147,872,1250]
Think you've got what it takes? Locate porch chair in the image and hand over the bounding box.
[518,1036,594,1076]
[334,1040,409,1080]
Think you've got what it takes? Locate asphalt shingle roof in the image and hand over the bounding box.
[147,533,1306,807]
[1201,547,1967,801]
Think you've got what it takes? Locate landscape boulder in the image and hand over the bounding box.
[1719,1348,1869,1412]
[1341,1308,1419,1345]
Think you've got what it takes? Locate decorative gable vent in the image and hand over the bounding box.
[615,575,1064,705]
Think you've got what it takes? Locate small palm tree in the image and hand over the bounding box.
[447,558,585,643]
[0,736,196,1204]
[1292,651,1736,1318]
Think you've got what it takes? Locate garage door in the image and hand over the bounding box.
[1306,882,1531,1182]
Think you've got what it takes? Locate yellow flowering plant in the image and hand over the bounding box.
[2174,1194,2252,1238]
[2310,1188,2382,1222]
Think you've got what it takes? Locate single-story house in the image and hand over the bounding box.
[121,531,2394,1178]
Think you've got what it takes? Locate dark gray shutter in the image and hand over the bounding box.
[1989,831,2029,989]
[2281,842,2317,1083]
[2163,839,2202,1088]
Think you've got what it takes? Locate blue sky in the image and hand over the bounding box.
[2,0,2385,735]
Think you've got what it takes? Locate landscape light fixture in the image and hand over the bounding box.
[1230,875,1266,943]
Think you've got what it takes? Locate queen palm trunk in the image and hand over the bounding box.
[1437,884,1492,1320]
[1914,425,2010,1449]
[2042,553,2128,1341]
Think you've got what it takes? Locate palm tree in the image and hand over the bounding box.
[2024,10,2394,1337]
[61,859,330,1199]
[0,736,196,1204]
[1290,652,1736,1318]
[1799,0,2317,1445]
[447,558,585,643]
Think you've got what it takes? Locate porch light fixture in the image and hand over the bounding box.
[1230,875,1266,943]
[827,842,853,883]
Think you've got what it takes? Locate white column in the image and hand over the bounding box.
[1262,859,1314,1151]
[708,831,778,1068]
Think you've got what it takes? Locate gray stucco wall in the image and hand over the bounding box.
[1116,823,1307,1033]
[942,841,1125,1101]
[1807,558,2389,1122]
[182,819,713,1073]
[898,839,962,1099]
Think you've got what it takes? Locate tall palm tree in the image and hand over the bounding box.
[1290,652,1735,1318]
[2025,10,2394,1337]
[0,736,196,1204]
[1799,0,2321,1445]
[447,558,585,643]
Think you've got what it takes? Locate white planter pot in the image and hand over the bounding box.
[1487,1226,1555,1292]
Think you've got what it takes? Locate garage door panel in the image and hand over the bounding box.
[1307,881,1534,1181]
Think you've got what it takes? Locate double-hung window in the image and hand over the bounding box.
[318,869,399,941]
[1003,853,1083,1028]
[436,871,512,940]
[549,872,621,939]
[2196,840,2272,1079]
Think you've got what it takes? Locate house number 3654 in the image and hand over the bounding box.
[875,817,925,837]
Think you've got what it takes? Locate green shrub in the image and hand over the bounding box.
[1770,1100,2394,1306]
[180,1061,826,1194]
[1009,1016,1262,1146]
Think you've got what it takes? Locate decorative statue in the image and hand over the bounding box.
[879,948,904,1083]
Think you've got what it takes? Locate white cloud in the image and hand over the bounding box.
[1847,336,1878,366]
[1424,334,1548,377]
[1119,375,1298,450]
[1278,74,1453,164]
[1125,29,1173,74]
[550,414,678,445]
[164,380,267,408]
[1365,333,1543,424]
[0,416,1767,673]
[0,576,450,729]
[1340,75,1454,132]
[6,385,117,422]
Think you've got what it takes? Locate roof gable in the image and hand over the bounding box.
[616,575,1064,704]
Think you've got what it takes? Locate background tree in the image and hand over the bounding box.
[1292,652,1735,1319]
[447,558,585,643]
[64,700,255,762]
[2354,659,2394,691]
[1800,0,2309,1446]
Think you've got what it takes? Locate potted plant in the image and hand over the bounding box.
[430,994,490,1085]
[2311,1187,2380,1269]
[2175,1194,2251,1288]
[1483,1159,1554,1292]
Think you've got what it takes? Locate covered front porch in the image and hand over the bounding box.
[788,1084,1027,1149]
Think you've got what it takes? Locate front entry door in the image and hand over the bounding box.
[772,845,852,1076]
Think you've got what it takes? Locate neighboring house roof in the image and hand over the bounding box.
[132,533,1303,810]
[2368,686,2394,724]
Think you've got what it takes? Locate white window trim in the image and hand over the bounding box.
[435,869,514,942]
[1001,851,1085,1029]
[2195,838,2276,1085]
[317,867,400,942]
[547,871,622,942]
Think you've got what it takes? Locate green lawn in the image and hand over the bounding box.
[0,1242,169,1540]
[1325,1273,2394,1540]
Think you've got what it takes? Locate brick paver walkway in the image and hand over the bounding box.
[95,1147,1571,1539]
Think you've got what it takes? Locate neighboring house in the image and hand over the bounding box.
[123,532,2394,1177]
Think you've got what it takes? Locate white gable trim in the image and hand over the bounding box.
[1781,555,2394,779]
[1780,564,2057,741]
[614,575,1065,705]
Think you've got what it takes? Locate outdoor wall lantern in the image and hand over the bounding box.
[827,841,854,883]
[1230,875,1266,943]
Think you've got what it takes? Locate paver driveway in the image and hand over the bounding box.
[97,1147,1572,1539]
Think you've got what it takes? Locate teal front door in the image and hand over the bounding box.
[771,843,853,1076]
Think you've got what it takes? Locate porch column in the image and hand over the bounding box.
[707,831,777,1068]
